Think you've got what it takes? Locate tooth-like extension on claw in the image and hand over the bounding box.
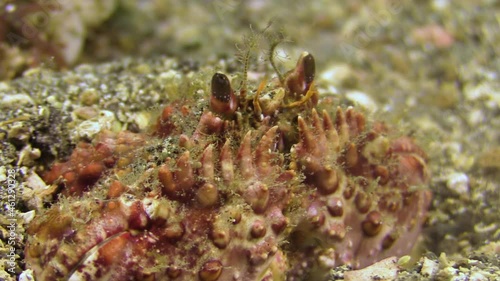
[346,107,366,137]
[311,109,328,147]
[327,197,344,217]
[199,260,223,281]
[322,110,340,153]
[345,142,359,168]
[297,117,319,156]
[311,109,324,134]
[374,165,389,185]
[178,134,192,149]
[356,110,366,134]
[362,211,383,236]
[197,183,219,207]
[255,126,279,176]
[164,222,185,241]
[336,107,349,147]
[107,180,127,199]
[327,224,346,240]
[316,166,339,195]
[238,131,254,180]
[175,151,195,193]
[211,215,232,249]
[158,164,176,196]
[268,206,288,234]
[307,202,325,228]
[193,111,224,140]
[250,219,267,239]
[355,191,371,213]
[200,144,214,181]
[244,182,269,214]
[220,139,234,183]
[210,226,230,249]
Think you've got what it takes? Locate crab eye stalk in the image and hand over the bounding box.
[302,52,315,86]
[210,73,237,117]
[285,52,316,96]
[211,73,231,102]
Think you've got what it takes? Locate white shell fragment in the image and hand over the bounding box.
[344,256,399,281]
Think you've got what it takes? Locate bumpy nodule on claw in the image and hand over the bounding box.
[199,260,223,281]
[211,73,237,117]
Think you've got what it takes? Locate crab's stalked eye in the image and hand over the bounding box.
[285,52,316,97]
[210,73,237,117]
[211,73,232,102]
[302,52,315,86]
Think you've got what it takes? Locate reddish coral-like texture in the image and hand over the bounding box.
[25,52,431,281]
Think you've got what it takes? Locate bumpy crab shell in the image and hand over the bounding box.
[25,52,431,281]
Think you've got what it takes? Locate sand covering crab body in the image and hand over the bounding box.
[25,52,431,281]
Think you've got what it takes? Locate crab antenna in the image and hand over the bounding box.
[269,41,285,85]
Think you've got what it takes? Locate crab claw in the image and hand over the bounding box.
[210,73,238,117]
[285,52,316,96]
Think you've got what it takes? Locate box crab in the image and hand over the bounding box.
[25,48,431,281]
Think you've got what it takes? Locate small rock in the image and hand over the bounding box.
[320,64,358,88]
[75,120,104,139]
[73,110,119,140]
[432,0,450,11]
[46,95,62,108]
[23,171,59,211]
[18,269,35,281]
[469,272,488,281]
[345,90,378,112]
[397,255,412,267]
[73,106,99,120]
[1,94,34,107]
[133,63,152,74]
[8,123,31,145]
[159,70,182,82]
[473,222,497,234]
[24,171,48,193]
[80,88,100,106]
[446,172,469,195]
[344,257,398,281]
[463,83,496,106]
[20,210,36,224]
[74,106,99,120]
[17,145,42,167]
[467,109,486,126]
[438,252,451,268]
[420,257,438,278]
[134,111,152,131]
[0,81,10,90]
